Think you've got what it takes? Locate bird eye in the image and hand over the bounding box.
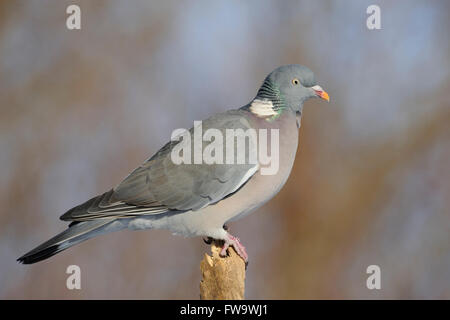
[292,78,300,85]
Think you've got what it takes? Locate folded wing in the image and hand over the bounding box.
[60,110,258,221]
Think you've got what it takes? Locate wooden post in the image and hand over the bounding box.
[200,240,246,300]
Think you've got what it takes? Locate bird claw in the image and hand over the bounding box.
[203,237,213,245]
[219,234,248,267]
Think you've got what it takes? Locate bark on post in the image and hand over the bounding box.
[200,240,246,300]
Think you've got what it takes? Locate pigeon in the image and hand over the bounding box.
[18,64,329,265]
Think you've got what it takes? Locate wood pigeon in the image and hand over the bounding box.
[18,64,329,265]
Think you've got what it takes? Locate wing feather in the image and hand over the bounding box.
[60,110,258,221]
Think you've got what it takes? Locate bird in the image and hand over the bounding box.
[17,64,329,265]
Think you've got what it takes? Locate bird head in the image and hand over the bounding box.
[254,64,329,115]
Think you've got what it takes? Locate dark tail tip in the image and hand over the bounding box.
[17,245,61,265]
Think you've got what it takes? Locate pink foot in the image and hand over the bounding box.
[219,234,249,266]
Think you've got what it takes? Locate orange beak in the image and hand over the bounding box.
[311,85,330,102]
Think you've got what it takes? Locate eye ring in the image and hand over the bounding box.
[292,78,300,85]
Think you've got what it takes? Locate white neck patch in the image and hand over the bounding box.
[249,99,277,117]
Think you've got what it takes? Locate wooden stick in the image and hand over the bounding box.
[200,240,246,300]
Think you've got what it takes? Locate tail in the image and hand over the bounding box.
[17,219,115,264]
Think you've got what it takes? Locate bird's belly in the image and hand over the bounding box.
[224,139,298,222]
[201,113,300,224]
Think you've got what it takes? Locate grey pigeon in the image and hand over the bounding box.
[18,64,329,265]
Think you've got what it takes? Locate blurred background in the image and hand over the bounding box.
[1,0,449,299]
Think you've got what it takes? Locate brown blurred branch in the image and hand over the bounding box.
[200,241,246,300]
